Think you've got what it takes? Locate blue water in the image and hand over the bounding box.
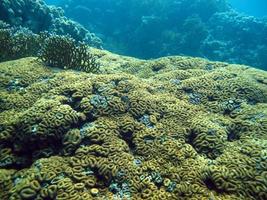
[42,0,267,70]
[1,0,266,70]
[45,0,267,18]
[228,0,267,17]
[45,0,60,5]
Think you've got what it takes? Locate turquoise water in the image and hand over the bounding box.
[228,0,267,17]
[45,0,267,18]
[44,0,267,70]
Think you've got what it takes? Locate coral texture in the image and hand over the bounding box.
[0,50,266,200]
[0,25,43,62]
[0,24,101,72]
[39,35,100,73]
[0,0,102,48]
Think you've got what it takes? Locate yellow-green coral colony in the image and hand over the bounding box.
[0,51,267,200]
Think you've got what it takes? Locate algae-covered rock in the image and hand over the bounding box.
[0,51,266,200]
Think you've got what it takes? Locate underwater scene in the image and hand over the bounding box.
[0,0,266,200]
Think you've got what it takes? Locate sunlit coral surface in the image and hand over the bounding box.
[0,49,266,200]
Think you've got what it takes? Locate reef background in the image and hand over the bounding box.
[1,0,267,70]
[55,0,267,70]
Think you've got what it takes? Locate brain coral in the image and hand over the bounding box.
[0,49,266,200]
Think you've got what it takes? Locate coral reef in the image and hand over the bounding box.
[0,49,266,200]
[39,35,100,73]
[202,11,267,69]
[2,0,266,69]
[0,24,100,71]
[0,0,102,48]
[60,0,267,70]
[0,25,43,62]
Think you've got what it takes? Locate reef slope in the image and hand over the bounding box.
[0,50,267,200]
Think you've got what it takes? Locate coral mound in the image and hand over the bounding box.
[0,51,266,200]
